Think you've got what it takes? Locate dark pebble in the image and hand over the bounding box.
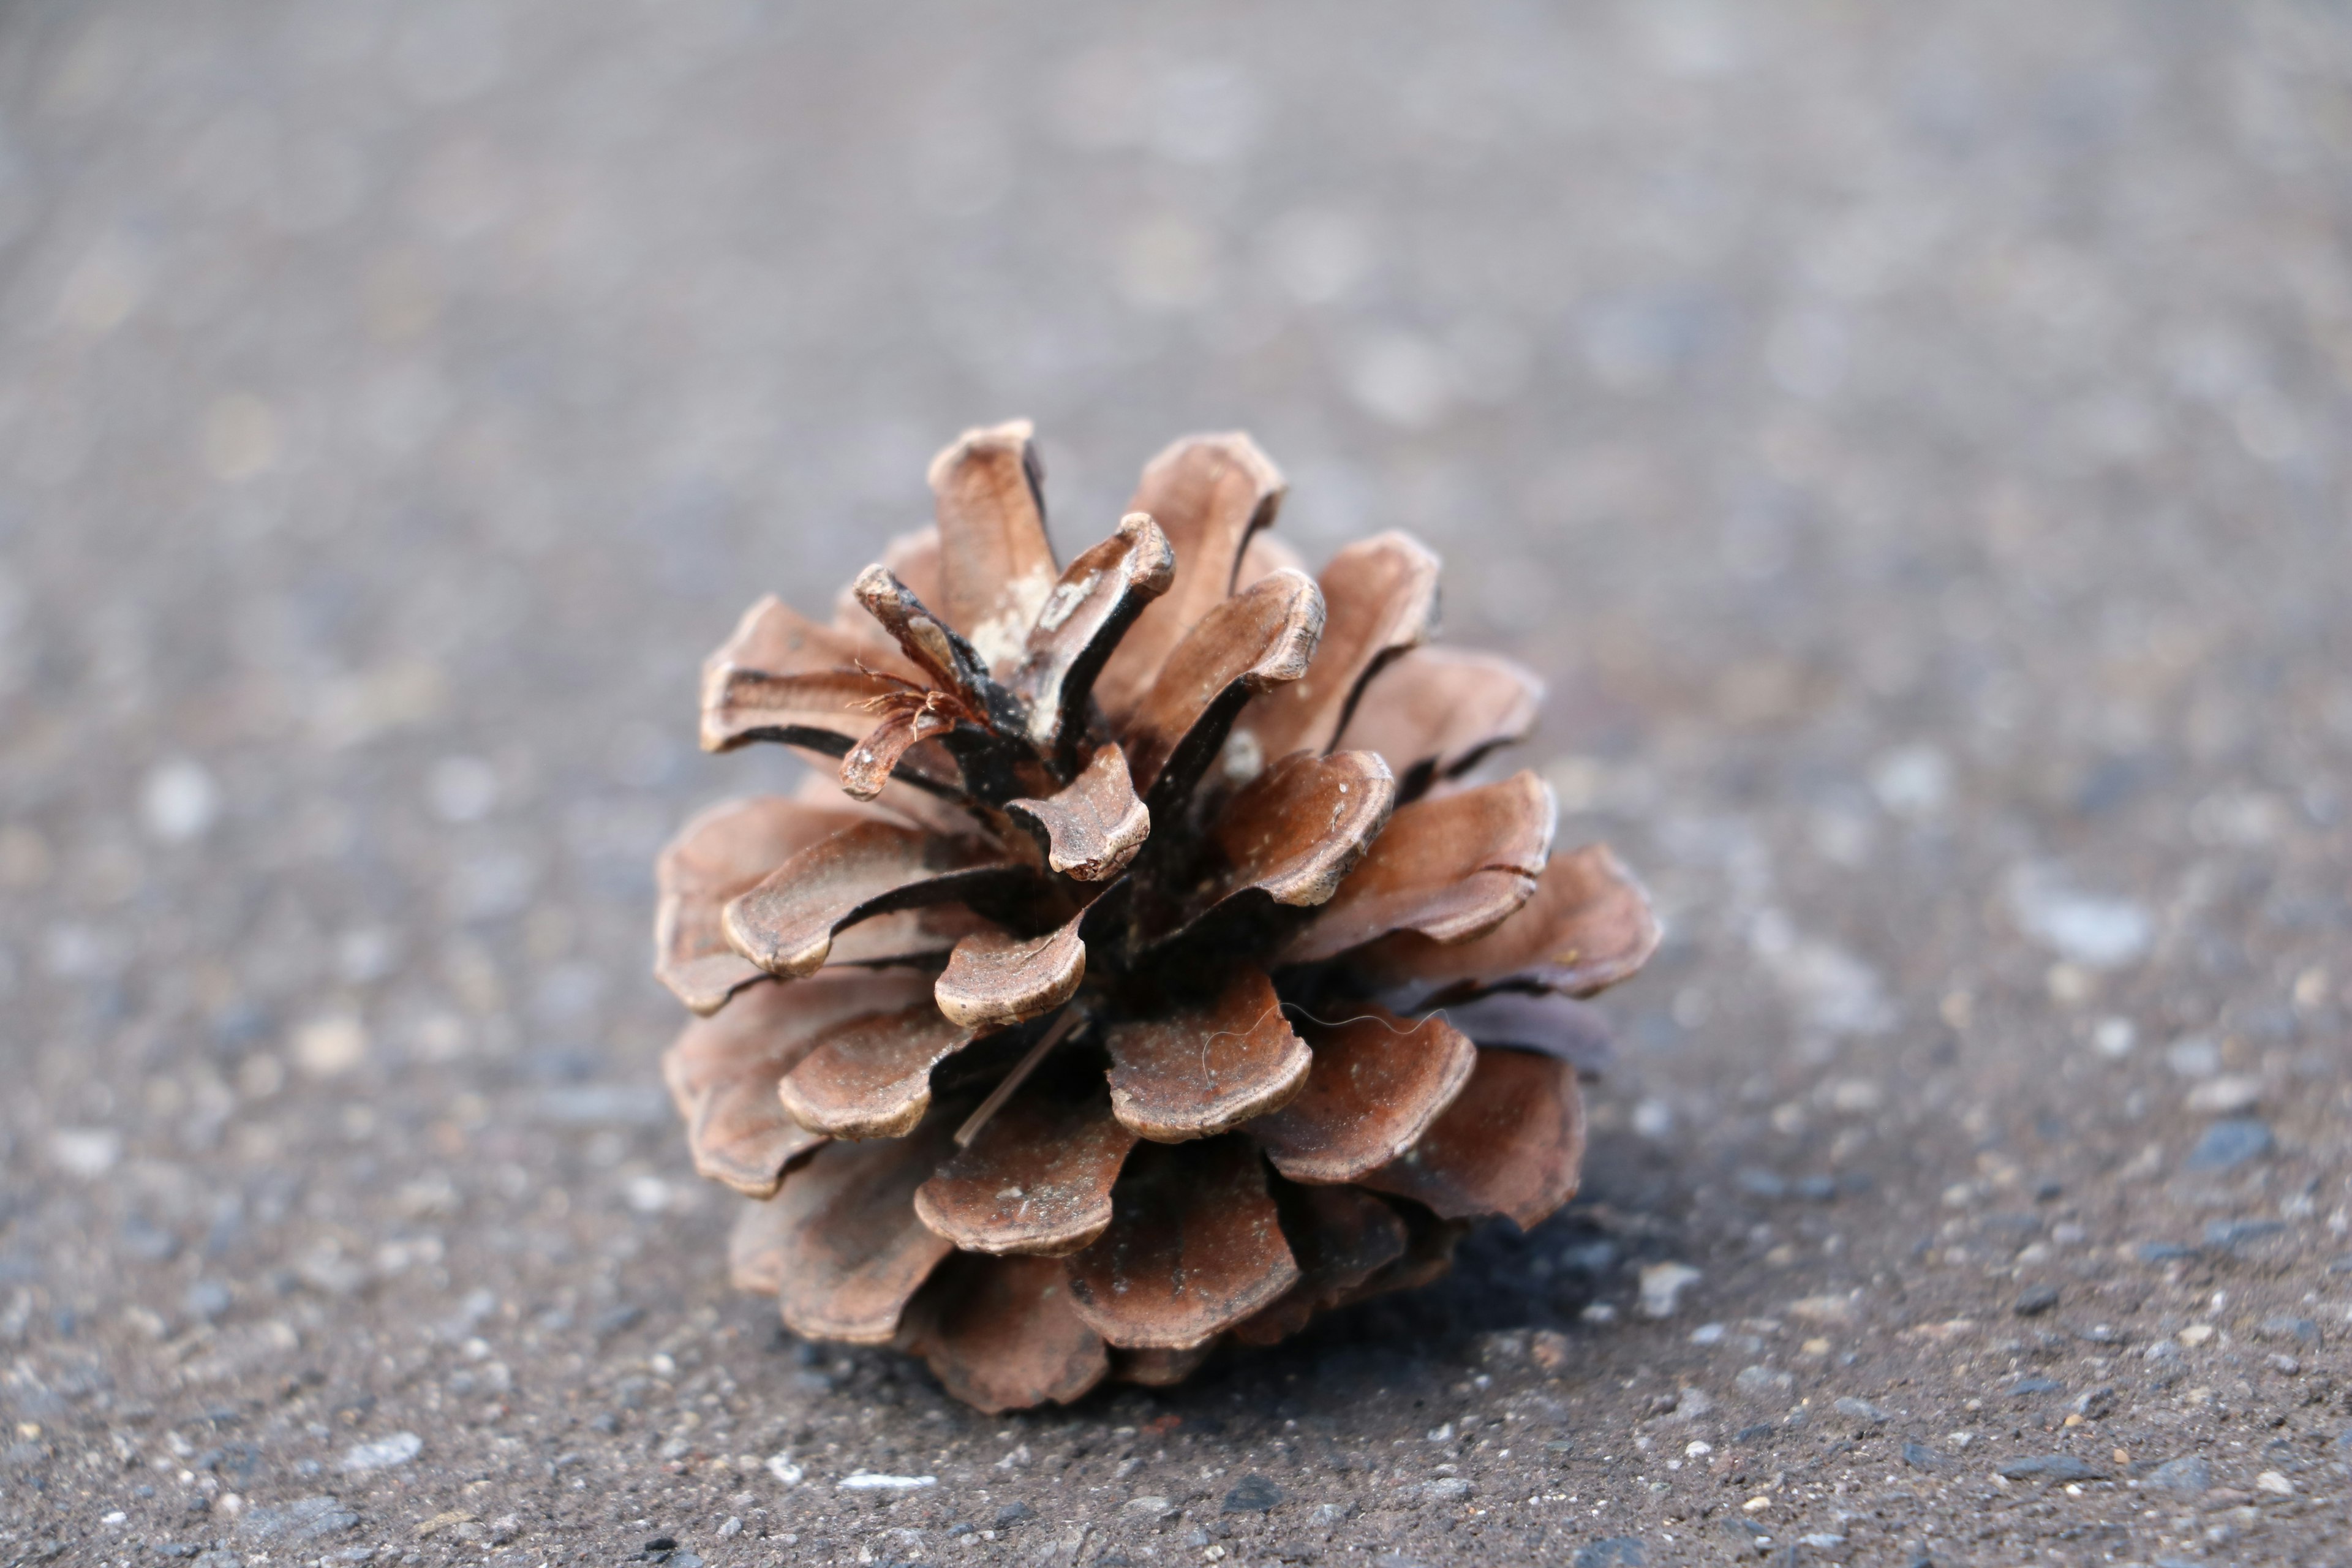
[594,1304,647,1337]
[1719,1517,1771,1555]
[1997,1453,2105,1481]
[1570,1537,1648,1567]
[1734,1423,1776,1444]
[1901,1439,1945,1469]
[2137,1242,2201,1262]
[122,1215,183,1264]
[2261,1315,2320,1344]
[2148,1456,2211,1496]
[1832,1397,1887,1424]
[2008,1377,2064,1398]
[1221,1474,1282,1513]
[641,1537,676,1553]
[994,1502,1035,1527]
[2068,1386,2116,1420]
[2184,1119,2274,1172]
[235,1496,359,1543]
[2013,1284,2060,1316]
[2205,1219,2287,1248]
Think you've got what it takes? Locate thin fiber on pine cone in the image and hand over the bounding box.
[654,421,1662,1412]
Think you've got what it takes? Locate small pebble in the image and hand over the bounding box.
[2260,1315,2319,1344]
[1638,1262,1703,1318]
[336,1433,421,1474]
[2013,1284,2060,1316]
[2148,1456,2211,1496]
[1220,1474,1281,1513]
[2205,1219,2286,1249]
[2185,1076,2262,1115]
[2184,1119,2273,1172]
[1997,1453,2104,1482]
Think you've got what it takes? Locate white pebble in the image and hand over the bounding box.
[837,1473,937,1491]
[293,1014,369,1079]
[1639,1262,1703,1318]
[337,1431,422,1472]
[141,759,220,843]
[50,1127,121,1179]
[427,755,500,823]
[2005,866,2151,968]
[2185,1075,2261,1115]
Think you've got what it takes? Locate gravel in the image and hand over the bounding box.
[7,2,2352,1564]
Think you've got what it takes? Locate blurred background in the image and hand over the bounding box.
[5,1,2351,1561]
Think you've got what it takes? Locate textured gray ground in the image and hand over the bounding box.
[5,2,2352,1564]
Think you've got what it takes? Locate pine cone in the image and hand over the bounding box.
[654,421,1661,1412]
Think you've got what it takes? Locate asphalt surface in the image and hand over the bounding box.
[5,2,2352,1564]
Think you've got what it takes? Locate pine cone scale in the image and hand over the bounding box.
[1231,531,1442,762]
[910,1253,1110,1414]
[1120,566,1325,802]
[758,1112,960,1344]
[1354,841,1664,1003]
[664,968,925,1193]
[1336,645,1545,796]
[911,1090,1137,1257]
[1356,1048,1586,1229]
[1251,1008,1478,1185]
[1061,1134,1300,1350]
[1277,769,1557,965]
[1092,432,1286,721]
[1100,966,1309,1142]
[773,1002,976,1141]
[1003,742,1149,881]
[720,818,1019,979]
[1229,1182,1407,1348]
[924,420,1059,673]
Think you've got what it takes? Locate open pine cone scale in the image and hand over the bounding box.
[655,421,1661,1412]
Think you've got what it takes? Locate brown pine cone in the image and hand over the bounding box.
[653,421,1660,1412]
